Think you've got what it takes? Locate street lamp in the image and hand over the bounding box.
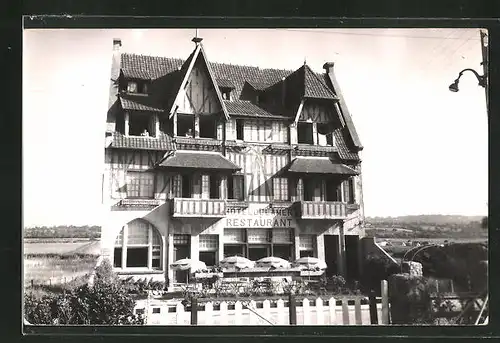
[448,67,486,93]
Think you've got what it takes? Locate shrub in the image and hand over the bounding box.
[24,260,143,325]
[361,254,399,294]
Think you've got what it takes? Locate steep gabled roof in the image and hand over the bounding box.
[117,49,361,158]
[323,70,363,150]
[167,43,229,120]
[282,64,338,100]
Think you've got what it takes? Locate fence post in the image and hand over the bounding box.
[190,297,198,325]
[288,293,297,325]
[368,290,378,325]
[381,280,389,324]
[341,299,349,325]
[354,297,362,325]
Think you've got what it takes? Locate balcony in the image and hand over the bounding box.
[293,201,347,219]
[115,198,162,210]
[171,198,227,218]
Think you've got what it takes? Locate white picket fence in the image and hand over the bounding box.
[136,297,388,326]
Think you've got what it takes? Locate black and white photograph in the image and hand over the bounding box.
[23,27,488,327]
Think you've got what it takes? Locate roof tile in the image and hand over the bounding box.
[119,94,164,112]
[110,132,175,151]
[224,100,290,119]
[334,128,360,161]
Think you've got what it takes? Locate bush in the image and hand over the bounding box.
[24,260,143,325]
[361,254,399,294]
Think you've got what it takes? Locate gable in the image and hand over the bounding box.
[299,100,337,124]
[175,55,223,115]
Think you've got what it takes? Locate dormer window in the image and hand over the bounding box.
[220,87,232,100]
[126,81,149,94]
[127,81,138,93]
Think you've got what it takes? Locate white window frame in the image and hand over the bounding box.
[113,220,162,271]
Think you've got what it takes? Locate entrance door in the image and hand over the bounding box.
[324,235,339,276]
[345,235,360,281]
[173,245,190,284]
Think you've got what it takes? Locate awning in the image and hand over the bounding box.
[157,151,241,171]
[287,157,358,175]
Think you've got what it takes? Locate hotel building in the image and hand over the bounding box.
[101,34,365,288]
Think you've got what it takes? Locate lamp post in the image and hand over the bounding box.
[448,30,488,109]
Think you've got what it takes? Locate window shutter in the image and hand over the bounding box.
[172,174,182,198]
[201,174,210,199]
[343,179,352,203]
[296,178,304,201]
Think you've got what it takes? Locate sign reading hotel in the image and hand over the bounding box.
[225,207,295,228]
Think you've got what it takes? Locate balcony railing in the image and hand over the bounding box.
[116,198,162,210]
[293,201,347,219]
[171,198,227,217]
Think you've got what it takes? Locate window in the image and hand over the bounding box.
[201,174,210,199]
[299,235,315,258]
[222,228,294,261]
[142,83,149,94]
[297,122,313,144]
[129,113,153,137]
[173,234,190,283]
[303,177,322,202]
[343,178,355,204]
[272,228,293,260]
[127,81,138,93]
[199,116,217,139]
[210,175,221,199]
[236,119,244,140]
[325,179,342,201]
[113,220,162,270]
[223,228,245,257]
[126,171,154,198]
[228,175,245,200]
[172,174,182,198]
[177,114,195,137]
[220,88,232,100]
[199,235,218,267]
[181,174,191,198]
[273,177,289,201]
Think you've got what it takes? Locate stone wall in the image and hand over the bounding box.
[388,273,432,324]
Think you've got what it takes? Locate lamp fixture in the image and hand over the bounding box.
[448,68,486,93]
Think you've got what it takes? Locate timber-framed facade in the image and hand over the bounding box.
[102,35,365,288]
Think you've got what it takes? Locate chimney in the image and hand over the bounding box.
[323,62,334,75]
[113,38,122,50]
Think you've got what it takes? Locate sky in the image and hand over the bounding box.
[22,28,488,227]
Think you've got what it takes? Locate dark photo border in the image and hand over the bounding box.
[12,3,500,342]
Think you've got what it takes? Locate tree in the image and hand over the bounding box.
[481,216,488,229]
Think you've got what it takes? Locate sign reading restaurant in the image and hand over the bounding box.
[225,207,295,228]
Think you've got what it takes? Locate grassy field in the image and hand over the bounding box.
[23,239,101,289]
